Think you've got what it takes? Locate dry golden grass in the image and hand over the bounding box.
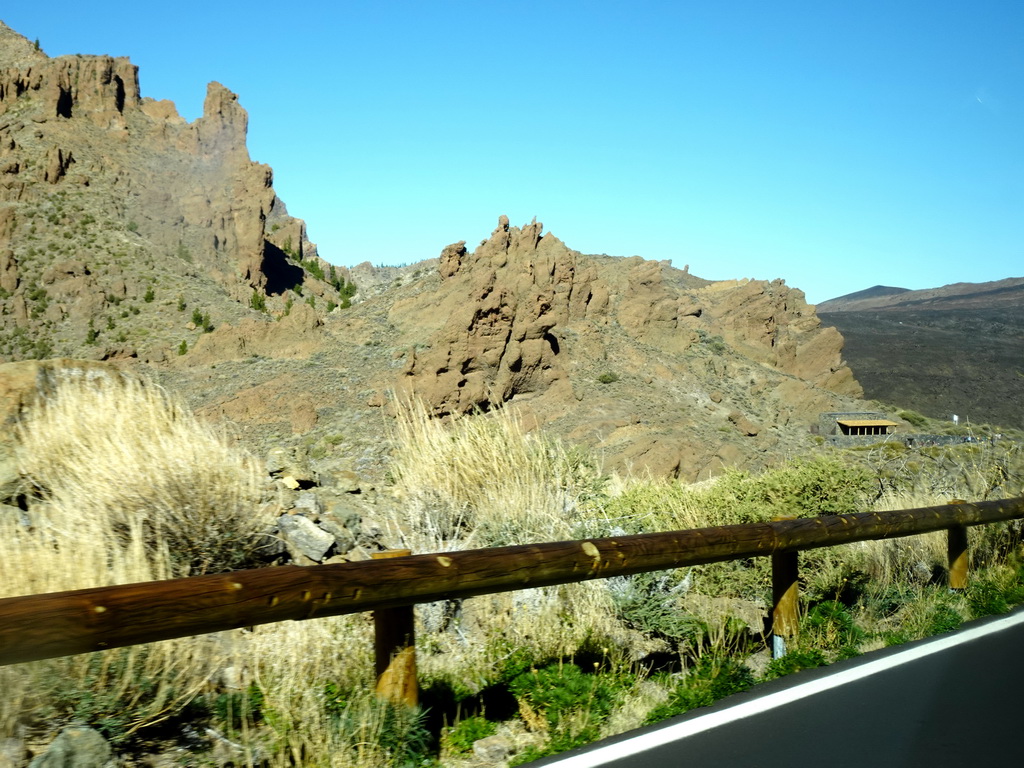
[386,396,605,550]
[0,371,273,744]
[385,398,636,697]
[14,371,272,578]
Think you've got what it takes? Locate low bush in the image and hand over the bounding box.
[644,655,755,723]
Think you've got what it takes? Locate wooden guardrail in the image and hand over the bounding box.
[2,497,1022,703]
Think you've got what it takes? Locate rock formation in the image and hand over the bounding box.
[0,20,876,483]
[0,21,352,364]
[389,216,864,479]
[396,216,589,414]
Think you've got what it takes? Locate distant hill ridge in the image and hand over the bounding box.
[819,278,1024,313]
[818,277,1024,430]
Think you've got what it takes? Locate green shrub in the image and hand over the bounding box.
[927,603,965,634]
[303,259,326,282]
[644,655,754,724]
[762,648,826,680]
[898,410,929,429]
[143,287,155,303]
[509,663,635,764]
[191,308,213,333]
[968,581,1012,618]
[443,716,497,755]
[597,372,619,384]
[207,682,266,735]
[802,601,865,653]
[250,290,267,312]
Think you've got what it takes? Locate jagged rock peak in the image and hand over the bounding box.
[439,215,556,280]
[195,81,250,158]
[401,216,589,415]
[0,21,348,364]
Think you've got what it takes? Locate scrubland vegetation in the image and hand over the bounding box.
[2,380,1023,766]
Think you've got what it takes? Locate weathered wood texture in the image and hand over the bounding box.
[371,550,417,706]
[772,550,800,640]
[947,525,969,590]
[1,497,1022,666]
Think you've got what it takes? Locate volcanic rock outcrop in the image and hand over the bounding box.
[389,216,863,479]
[0,21,350,364]
[396,216,592,414]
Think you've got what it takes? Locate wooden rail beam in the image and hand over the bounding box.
[1,497,1021,666]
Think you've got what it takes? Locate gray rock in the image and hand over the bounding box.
[319,494,363,530]
[0,738,26,768]
[277,514,336,562]
[252,529,288,559]
[293,491,322,518]
[265,447,291,475]
[356,519,384,548]
[267,447,316,487]
[29,726,114,768]
[333,470,362,494]
[473,734,513,763]
[316,513,356,554]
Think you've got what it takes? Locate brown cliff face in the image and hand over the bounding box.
[390,217,864,480]
[0,22,350,364]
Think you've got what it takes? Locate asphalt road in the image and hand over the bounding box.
[531,605,1024,768]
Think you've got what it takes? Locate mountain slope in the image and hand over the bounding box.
[2,20,883,481]
[156,215,871,482]
[818,279,1024,429]
[0,21,354,363]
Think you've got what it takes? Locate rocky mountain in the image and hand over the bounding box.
[818,279,1024,429]
[0,21,882,482]
[0,21,354,364]
[154,214,870,482]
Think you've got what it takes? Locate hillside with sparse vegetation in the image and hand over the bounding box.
[2,19,1024,768]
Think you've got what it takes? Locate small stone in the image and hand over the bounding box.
[266,447,291,475]
[334,470,362,494]
[317,513,356,553]
[0,456,19,501]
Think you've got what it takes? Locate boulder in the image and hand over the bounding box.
[28,726,113,768]
[277,513,335,562]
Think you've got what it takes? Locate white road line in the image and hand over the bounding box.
[542,609,1024,767]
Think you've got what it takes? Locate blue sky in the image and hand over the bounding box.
[4,2,1021,304]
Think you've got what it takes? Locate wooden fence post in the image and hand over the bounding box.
[371,550,418,707]
[771,516,799,659]
[947,525,969,590]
